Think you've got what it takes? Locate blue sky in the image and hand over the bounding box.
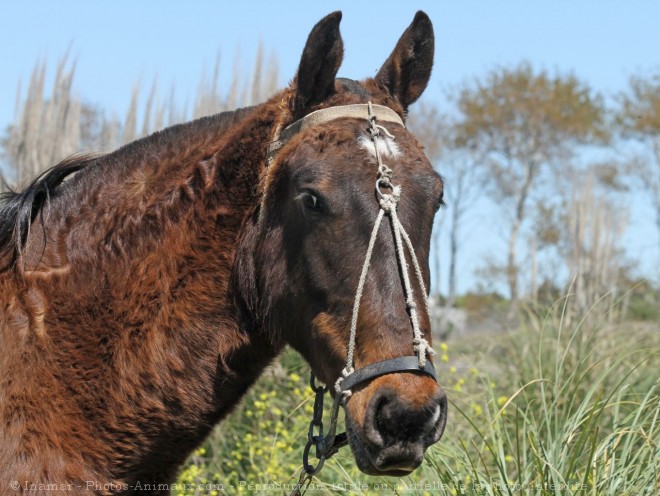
[1,1,659,292]
[3,0,658,126]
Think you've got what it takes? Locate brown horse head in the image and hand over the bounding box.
[240,11,447,475]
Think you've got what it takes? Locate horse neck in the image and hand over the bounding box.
[0,97,298,485]
[41,97,287,423]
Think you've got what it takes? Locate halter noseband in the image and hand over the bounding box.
[270,103,438,491]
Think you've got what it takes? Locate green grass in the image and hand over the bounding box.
[175,298,659,495]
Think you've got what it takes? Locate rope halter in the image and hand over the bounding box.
[334,101,436,399]
[269,102,438,486]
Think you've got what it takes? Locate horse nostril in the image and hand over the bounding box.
[374,392,399,442]
[367,388,432,446]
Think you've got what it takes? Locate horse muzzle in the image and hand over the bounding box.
[343,364,447,476]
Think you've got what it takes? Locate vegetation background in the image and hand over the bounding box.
[1,2,658,495]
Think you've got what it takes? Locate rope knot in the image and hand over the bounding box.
[379,194,398,213]
[334,366,354,396]
[375,124,395,139]
[378,185,402,213]
[413,338,436,367]
[369,123,380,139]
[378,163,393,180]
[334,377,344,395]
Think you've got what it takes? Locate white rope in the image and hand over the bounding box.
[400,227,430,316]
[388,204,435,367]
[335,102,435,397]
[335,208,385,398]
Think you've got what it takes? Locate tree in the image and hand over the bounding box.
[410,103,482,306]
[454,63,607,304]
[531,167,628,319]
[617,72,660,254]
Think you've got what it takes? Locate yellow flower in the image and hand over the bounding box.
[497,396,509,406]
[505,455,514,463]
[470,367,479,376]
[259,393,268,401]
[441,354,449,363]
[289,373,301,382]
[440,342,448,352]
[449,366,457,374]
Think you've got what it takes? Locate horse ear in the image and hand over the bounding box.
[375,11,434,112]
[293,11,344,114]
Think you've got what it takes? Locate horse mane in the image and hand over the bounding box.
[0,105,257,273]
[0,155,95,272]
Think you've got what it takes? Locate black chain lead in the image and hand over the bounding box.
[288,372,348,496]
[303,374,328,475]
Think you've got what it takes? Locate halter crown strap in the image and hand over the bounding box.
[268,103,404,161]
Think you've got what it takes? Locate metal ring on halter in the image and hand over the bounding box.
[376,178,391,199]
[310,374,328,394]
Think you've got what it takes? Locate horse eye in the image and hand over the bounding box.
[300,192,322,213]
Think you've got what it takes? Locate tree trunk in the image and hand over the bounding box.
[656,205,660,260]
[507,217,521,303]
[432,228,442,299]
[447,208,459,307]
[530,235,538,304]
[507,161,537,305]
